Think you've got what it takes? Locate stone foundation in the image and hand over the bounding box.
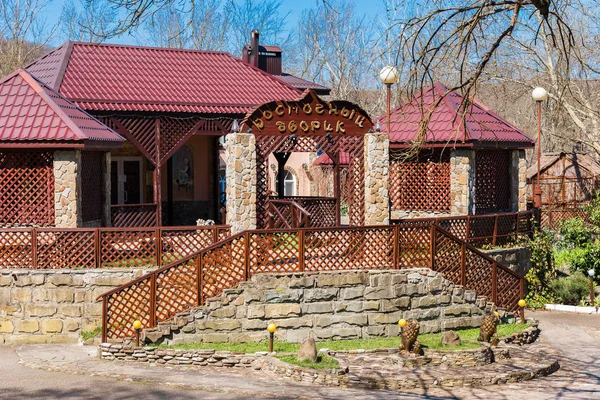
[483,246,531,276]
[363,133,389,225]
[0,269,150,344]
[142,269,488,346]
[225,132,257,233]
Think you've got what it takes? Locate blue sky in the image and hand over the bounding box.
[45,0,385,46]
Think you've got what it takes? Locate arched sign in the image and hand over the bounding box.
[240,90,373,136]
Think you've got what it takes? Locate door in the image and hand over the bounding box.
[111,157,143,204]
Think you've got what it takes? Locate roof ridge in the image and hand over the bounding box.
[70,41,232,55]
[18,70,88,140]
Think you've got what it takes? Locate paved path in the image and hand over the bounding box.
[1,310,600,399]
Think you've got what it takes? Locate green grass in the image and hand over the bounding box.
[80,326,102,341]
[276,354,339,370]
[161,323,530,353]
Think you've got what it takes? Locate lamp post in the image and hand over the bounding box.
[518,299,526,324]
[133,320,142,347]
[531,87,548,209]
[588,269,596,307]
[267,323,277,353]
[380,66,399,136]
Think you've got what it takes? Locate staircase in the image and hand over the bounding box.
[99,223,524,341]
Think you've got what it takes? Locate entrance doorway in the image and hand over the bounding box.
[111,157,143,204]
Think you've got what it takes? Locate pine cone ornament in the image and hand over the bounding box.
[399,319,422,355]
[478,313,499,344]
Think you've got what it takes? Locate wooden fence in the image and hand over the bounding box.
[0,226,230,269]
[391,211,534,247]
[99,223,524,341]
[541,207,592,230]
[111,204,158,227]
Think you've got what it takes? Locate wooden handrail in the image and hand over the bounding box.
[100,223,525,341]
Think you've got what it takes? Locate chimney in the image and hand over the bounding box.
[250,30,259,68]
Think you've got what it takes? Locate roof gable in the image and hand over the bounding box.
[26,42,302,114]
[0,69,124,148]
[380,82,534,148]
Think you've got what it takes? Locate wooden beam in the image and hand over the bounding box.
[326,150,341,226]
[110,118,157,166]
[160,119,207,166]
[274,152,291,199]
[155,119,162,226]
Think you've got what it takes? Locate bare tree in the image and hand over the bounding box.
[0,0,57,76]
[61,0,119,42]
[145,0,228,50]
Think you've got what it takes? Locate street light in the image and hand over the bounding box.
[380,66,399,136]
[532,87,548,209]
[588,269,596,307]
[267,323,277,353]
[133,320,142,347]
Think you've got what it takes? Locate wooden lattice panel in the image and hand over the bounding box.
[0,151,54,226]
[249,232,300,274]
[37,230,96,269]
[111,205,157,227]
[396,224,431,268]
[80,151,104,223]
[200,235,246,302]
[159,117,199,163]
[304,227,394,271]
[0,230,32,268]
[155,259,198,322]
[475,150,511,214]
[467,215,496,247]
[437,218,467,240]
[433,230,462,283]
[100,229,157,268]
[496,214,518,245]
[300,198,336,227]
[161,228,216,264]
[390,152,450,212]
[496,267,521,311]
[464,248,493,299]
[105,279,152,339]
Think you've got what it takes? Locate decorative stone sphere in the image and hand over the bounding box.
[267,323,277,333]
[398,319,407,328]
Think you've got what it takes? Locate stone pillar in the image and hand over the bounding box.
[511,149,527,211]
[450,149,476,215]
[225,132,256,233]
[364,132,389,225]
[103,152,112,226]
[53,150,81,228]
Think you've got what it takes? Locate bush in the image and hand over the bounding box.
[558,218,593,249]
[585,192,600,225]
[570,244,600,284]
[550,273,590,305]
[525,229,557,308]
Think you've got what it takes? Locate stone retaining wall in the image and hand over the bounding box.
[0,269,150,344]
[143,269,488,345]
[483,246,531,276]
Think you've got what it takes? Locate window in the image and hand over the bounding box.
[275,169,297,196]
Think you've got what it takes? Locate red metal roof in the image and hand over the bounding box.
[314,152,350,166]
[0,69,124,148]
[378,82,534,148]
[26,42,302,114]
[274,74,330,95]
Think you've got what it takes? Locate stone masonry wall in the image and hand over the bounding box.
[225,132,257,233]
[450,149,476,215]
[364,133,389,225]
[53,150,81,228]
[143,269,487,346]
[0,269,149,344]
[483,246,531,276]
[511,150,527,212]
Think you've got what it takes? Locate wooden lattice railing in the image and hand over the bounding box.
[111,204,158,227]
[541,207,592,230]
[267,200,311,228]
[269,196,337,227]
[99,224,524,341]
[0,226,230,269]
[391,211,534,247]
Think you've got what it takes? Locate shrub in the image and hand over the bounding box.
[585,192,600,225]
[570,244,600,284]
[550,273,590,305]
[525,229,557,308]
[558,218,593,249]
